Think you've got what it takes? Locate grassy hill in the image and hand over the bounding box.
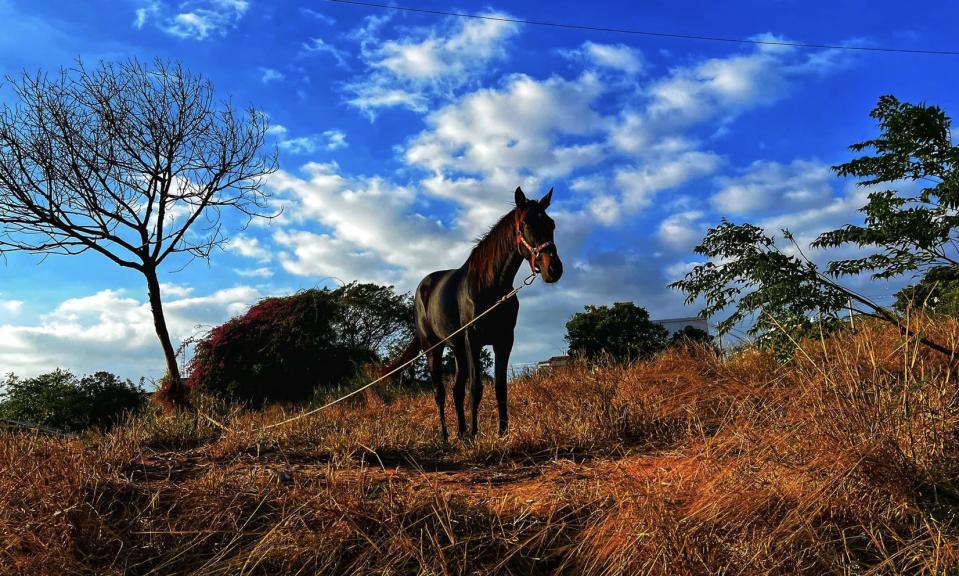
[3,319,959,575]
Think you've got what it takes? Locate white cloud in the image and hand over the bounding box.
[609,40,849,155]
[657,210,706,251]
[405,74,605,187]
[758,181,873,247]
[275,130,349,155]
[0,299,24,315]
[277,137,321,155]
[300,7,335,25]
[0,286,261,380]
[562,41,645,76]
[260,67,284,84]
[712,159,835,214]
[159,283,194,298]
[227,235,272,262]
[275,230,401,285]
[301,37,348,67]
[323,130,348,151]
[234,266,274,278]
[611,151,723,217]
[345,11,520,115]
[267,162,472,289]
[133,0,249,40]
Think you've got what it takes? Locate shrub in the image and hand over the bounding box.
[0,370,147,432]
[187,283,413,405]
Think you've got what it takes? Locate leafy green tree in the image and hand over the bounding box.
[0,370,147,432]
[669,326,713,347]
[814,95,959,279]
[670,222,851,360]
[672,95,959,359]
[894,266,959,317]
[331,282,414,357]
[565,302,668,363]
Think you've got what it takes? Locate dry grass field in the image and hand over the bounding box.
[4,319,959,575]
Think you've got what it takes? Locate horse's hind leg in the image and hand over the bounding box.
[493,336,513,437]
[452,344,469,440]
[467,332,484,438]
[428,346,448,443]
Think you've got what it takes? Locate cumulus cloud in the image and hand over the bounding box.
[0,299,24,314]
[562,41,645,76]
[609,41,849,155]
[133,0,249,40]
[260,67,284,84]
[657,210,707,251]
[607,151,723,220]
[404,73,609,232]
[270,126,349,155]
[277,130,349,155]
[0,286,261,380]
[268,162,473,289]
[227,235,272,262]
[234,266,274,278]
[345,11,520,115]
[711,159,835,214]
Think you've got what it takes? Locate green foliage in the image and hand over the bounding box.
[672,95,959,361]
[0,370,147,432]
[565,302,668,363]
[669,326,713,347]
[813,95,959,279]
[895,266,959,317]
[188,282,414,405]
[669,221,848,360]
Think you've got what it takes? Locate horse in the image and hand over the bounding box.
[387,186,563,441]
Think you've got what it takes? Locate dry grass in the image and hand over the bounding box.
[4,319,959,575]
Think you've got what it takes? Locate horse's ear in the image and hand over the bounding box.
[540,187,553,209]
[514,186,528,208]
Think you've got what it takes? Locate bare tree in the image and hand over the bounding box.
[0,59,277,406]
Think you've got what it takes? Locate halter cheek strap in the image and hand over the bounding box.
[515,207,554,276]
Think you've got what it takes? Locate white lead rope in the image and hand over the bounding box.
[202,272,538,434]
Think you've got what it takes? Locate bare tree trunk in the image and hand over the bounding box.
[145,265,187,407]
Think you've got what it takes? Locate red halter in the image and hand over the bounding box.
[514,207,554,276]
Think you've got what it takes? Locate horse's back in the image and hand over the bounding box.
[415,268,464,342]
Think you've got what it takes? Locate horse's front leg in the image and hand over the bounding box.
[493,336,513,438]
[466,331,484,437]
[452,344,469,440]
[427,347,448,443]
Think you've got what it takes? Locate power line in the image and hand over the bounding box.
[324,0,959,56]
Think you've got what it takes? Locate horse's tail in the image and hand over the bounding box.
[379,338,422,381]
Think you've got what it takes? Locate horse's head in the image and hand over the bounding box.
[514,186,563,283]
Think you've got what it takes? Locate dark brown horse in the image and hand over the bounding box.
[388,186,563,441]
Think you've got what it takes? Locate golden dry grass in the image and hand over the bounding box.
[4,319,959,575]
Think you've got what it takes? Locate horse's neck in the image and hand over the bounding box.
[490,248,525,295]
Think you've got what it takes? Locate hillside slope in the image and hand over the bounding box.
[3,320,959,575]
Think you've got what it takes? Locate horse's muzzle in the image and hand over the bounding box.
[539,252,563,283]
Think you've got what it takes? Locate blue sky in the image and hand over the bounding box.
[0,0,957,380]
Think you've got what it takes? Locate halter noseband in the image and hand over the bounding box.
[515,207,554,276]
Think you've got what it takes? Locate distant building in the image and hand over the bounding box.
[536,355,570,370]
[652,316,709,336]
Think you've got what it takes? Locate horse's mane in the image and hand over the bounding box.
[466,208,518,290]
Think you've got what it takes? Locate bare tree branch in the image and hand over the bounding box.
[0,58,278,407]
